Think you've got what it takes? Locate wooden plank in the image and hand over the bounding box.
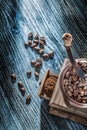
[49,107,87,125]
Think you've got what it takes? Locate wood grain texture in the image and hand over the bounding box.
[0,0,87,130]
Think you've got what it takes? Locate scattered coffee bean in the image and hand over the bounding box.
[28,41,32,46]
[28,32,33,40]
[31,60,36,66]
[39,49,44,55]
[33,40,39,44]
[26,71,31,78]
[36,58,42,63]
[18,81,23,88]
[34,34,39,40]
[31,43,37,48]
[11,74,16,82]
[39,41,45,48]
[40,37,45,43]
[34,47,41,52]
[24,42,29,48]
[48,51,54,59]
[26,95,31,104]
[35,72,39,80]
[42,54,49,59]
[20,87,25,93]
[20,87,25,96]
[34,62,42,69]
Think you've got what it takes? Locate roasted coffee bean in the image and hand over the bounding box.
[20,87,25,93]
[26,95,31,104]
[72,75,78,82]
[36,58,42,63]
[73,89,79,96]
[31,43,37,48]
[65,71,70,79]
[39,49,44,55]
[35,72,39,80]
[34,47,41,52]
[28,41,32,46]
[42,54,49,59]
[75,81,79,85]
[48,51,54,59]
[18,81,23,88]
[39,41,45,48]
[28,32,33,40]
[24,42,29,48]
[84,90,87,96]
[82,100,86,103]
[40,37,45,43]
[11,74,16,82]
[84,86,87,90]
[79,89,85,96]
[26,71,31,78]
[31,60,36,66]
[33,40,39,44]
[34,62,42,68]
[34,34,39,40]
[67,90,72,97]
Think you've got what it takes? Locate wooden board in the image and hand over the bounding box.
[49,58,87,125]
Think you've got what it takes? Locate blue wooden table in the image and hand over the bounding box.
[0,0,87,130]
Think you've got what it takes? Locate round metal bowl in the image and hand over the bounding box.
[60,59,87,108]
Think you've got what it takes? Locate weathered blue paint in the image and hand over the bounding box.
[0,0,87,130]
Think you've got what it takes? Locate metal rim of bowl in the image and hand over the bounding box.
[60,59,87,108]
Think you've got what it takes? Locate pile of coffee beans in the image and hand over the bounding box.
[42,75,57,98]
[24,32,54,80]
[63,62,87,103]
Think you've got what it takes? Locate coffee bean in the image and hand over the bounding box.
[42,54,49,59]
[75,81,79,85]
[72,75,78,82]
[35,72,39,80]
[31,43,37,48]
[34,47,41,52]
[79,89,85,96]
[33,40,39,44]
[82,100,86,103]
[24,42,29,48]
[84,90,87,96]
[28,41,32,46]
[20,87,25,93]
[40,37,45,43]
[26,71,31,78]
[36,58,42,63]
[31,60,36,66]
[39,41,45,48]
[73,89,79,96]
[65,71,70,79]
[28,32,33,40]
[81,96,87,100]
[18,81,23,88]
[34,62,42,69]
[34,34,39,40]
[67,90,72,97]
[11,74,16,82]
[26,95,31,104]
[39,49,44,55]
[84,86,87,90]
[48,51,54,59]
